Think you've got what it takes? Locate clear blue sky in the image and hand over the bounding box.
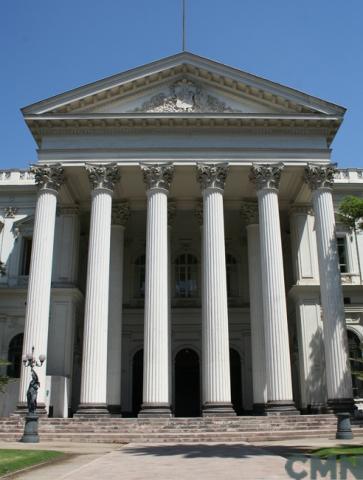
[1,0,362,169]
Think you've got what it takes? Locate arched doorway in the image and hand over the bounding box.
[174,348,200,417]
[230,348,243,415]
[348,330,363,398]
[132,349,143,417]
[7,333,23,378]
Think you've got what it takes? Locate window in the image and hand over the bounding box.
[348,330,363,398]
[175,253,198,298]
[7,333,23,378]
[134,254,146,298]
[226,254,238,297]
[20,237,32,276]
[337,236,348,273]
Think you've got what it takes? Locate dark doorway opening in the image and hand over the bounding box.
[230,348,243,415]
[175,348,200,417]
[132,349,143,417]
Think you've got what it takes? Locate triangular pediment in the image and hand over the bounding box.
[22,52,345,117]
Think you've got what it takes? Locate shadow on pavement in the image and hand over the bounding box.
[124,443,309,459]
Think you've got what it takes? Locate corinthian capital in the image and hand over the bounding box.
[240,201,259,225]
[304,163,336,190]
[112,201,130,226]
[249,163,284,191]
[196,162,229,191]
[30,164,64,192]
[86,163,120,192]
[141,163,174,191]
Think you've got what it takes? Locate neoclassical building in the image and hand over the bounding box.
[0,52,362,418]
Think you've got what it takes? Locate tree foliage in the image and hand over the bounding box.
[338,196,363,231]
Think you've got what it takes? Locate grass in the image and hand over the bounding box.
[312,446,363,459]
[0,449,64,476]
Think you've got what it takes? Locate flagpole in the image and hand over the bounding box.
[182,0,186,51]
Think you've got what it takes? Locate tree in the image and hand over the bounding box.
[338,196,363,231]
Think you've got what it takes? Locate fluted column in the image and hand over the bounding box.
[305,164,353,412]
[197,163,235,416]
[241,201,267,413]
[167,201,176,411]
[77,164,120,415]
[139,163,174,417]
[107,201,129,415]
[17,164,64,413]
[249,164,297,414]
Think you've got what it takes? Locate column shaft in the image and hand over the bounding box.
[107,224,125,414]
[77,163,120,415]
[18,189,58,410]
[250,164,297,415]
[313,188,353,407]
[197,163,234,417]
[139,163,173,417]
[246,223,267,412]
[17,164,64,414]
[305,164,353,412]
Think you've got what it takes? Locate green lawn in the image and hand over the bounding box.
[312,446,363,459]
[0,449,64,476]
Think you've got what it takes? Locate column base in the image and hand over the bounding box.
[107,404,122,416]
[253,403,268,415]
[325,398,355,414]
[265,400,300,416]
[138,403,172,418]
[75,404,110,417]
[308,402,326,414]
[13,402,47,417]
[202,402,236,417]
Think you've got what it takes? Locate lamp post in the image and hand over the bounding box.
[20,346,46,443]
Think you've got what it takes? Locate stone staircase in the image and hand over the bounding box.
[0,415,362,443]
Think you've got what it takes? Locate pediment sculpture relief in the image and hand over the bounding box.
[132,79,237,113]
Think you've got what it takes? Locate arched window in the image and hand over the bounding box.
[7,333,23,378]
[348,330,363,398]
[134,254,146,298]
[226,254,238,298]
[175,253,198,298]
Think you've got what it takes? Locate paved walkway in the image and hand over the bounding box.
[3,437,363,479]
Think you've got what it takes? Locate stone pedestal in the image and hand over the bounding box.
[17,165,64,414]
[77,164,120,416]
[20,414,39,443]
[139,164,174,418]
[305,164,354,413]
[250,164,298,415]
[197,163,235,417]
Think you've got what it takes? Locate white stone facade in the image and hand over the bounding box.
[0,53,362,417]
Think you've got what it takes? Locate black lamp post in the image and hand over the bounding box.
[20,346,46,443]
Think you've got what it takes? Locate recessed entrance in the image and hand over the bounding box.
[230,348,243,415]
[174,348,200,417]
[132,349,143,417]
